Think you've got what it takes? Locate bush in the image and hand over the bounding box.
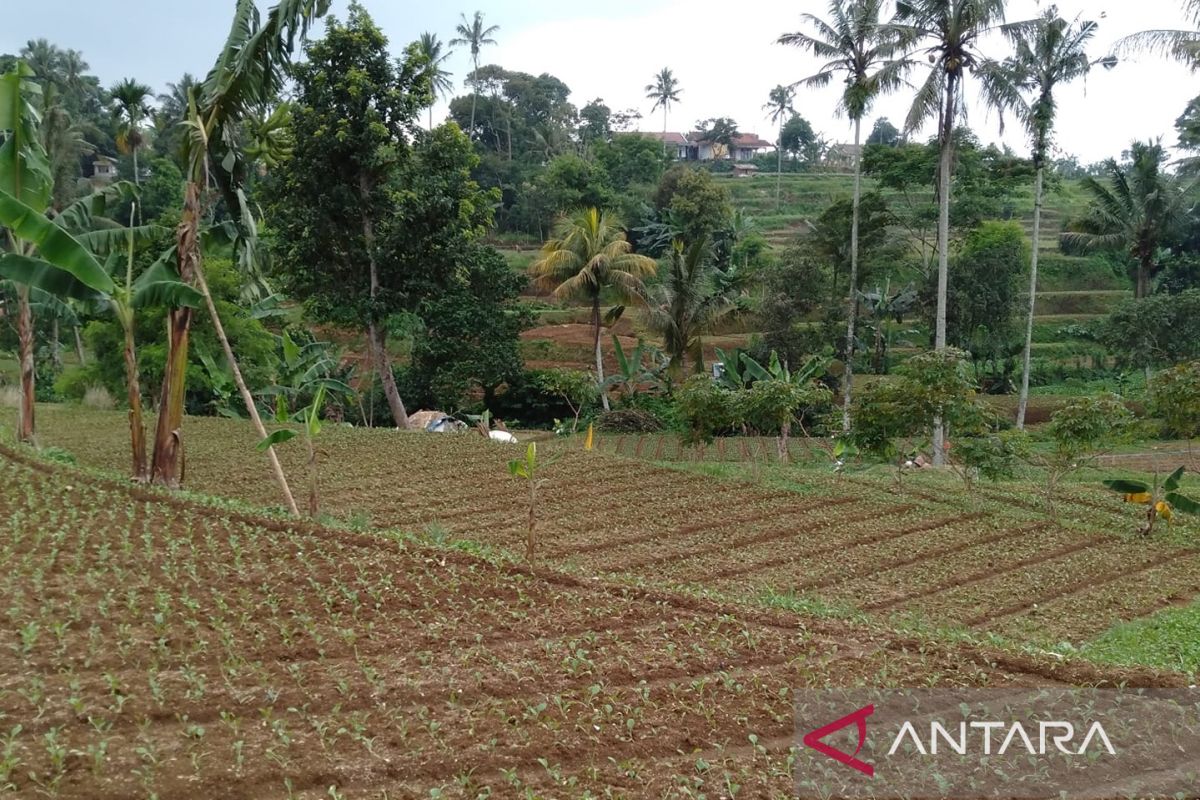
[1150,361,1200,440]
[676,375,739,444]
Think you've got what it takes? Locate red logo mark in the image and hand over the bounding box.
[803,704,875,777]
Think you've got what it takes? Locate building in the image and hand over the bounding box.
[91,155,119,182]
[824,143,864,171]
[640,131,775,162]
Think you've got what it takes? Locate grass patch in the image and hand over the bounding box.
[1080,602,1200,675]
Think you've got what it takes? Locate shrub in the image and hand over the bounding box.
[676,375,739,444]
[1149,361,1200,440]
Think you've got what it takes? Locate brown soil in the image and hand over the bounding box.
[6,446,1183,799]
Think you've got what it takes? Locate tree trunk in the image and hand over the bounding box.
[1016,165,1044,430]
[132,145,140,187]
[468,56,479,134]
[306,434,319,519]
[50,318,61,372]
[776,122,784,211]
[842,116,863,433]
[16,287,35,445]
[151,181,200,487]
[73,325,86,366]
[932,75,956,467]
[1137,254,1151,299]
[194,261,300,517]
[121,312,148,481]
[593,295,610,412]
[360,176,410,430]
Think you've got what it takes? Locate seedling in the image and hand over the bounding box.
[507,443,560,563]
[1104,466,1200,536]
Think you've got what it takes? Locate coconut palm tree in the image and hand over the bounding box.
[646,68,682,137]
[778,0,908,432]
[764,84,796,209]
[978,8,1111,429]
[110,78,153,185]
[416,32,454,130]
[450,11,499,134]
[18,39,62,85]
[646,236,747,377]
[1064,141,1196,300]
[158,73,198,123]
[1116,0,1200,68]
[530,208,657,411]
[149,0,330,511]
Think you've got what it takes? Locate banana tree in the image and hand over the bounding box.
[602,335,669,400]
[150,0,329,512]
[1,62,117,443]
[1104,466,1200,536]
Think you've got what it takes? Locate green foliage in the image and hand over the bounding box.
[654,166,732,244]
[592,135,670,193]
[84,259,275,415]
[1047,393,1133,462]
[676,375,739,444]
[488,368,598,429]
[1150,361,1200,439]
[741,379,815,435]
[407,245,530,410]
[1098,289,1200,369]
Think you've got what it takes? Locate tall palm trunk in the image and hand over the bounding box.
[16,287,35,445]
[468,56,479,133]
[151,182,200,486]
[932,75,956,467]
[1136,252,1152,298]
[592,295,610,412]
[776,121,784,211]
[361,177,409,429]
[842,116,863,432]
[132,144,140,186]
[120,310,148,481]
[1016,165,1044,430]
[194,261,299,516]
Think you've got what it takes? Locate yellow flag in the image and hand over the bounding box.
[584,423,594,451]
[1124,492,1152,505]
[1155,501,1174,521]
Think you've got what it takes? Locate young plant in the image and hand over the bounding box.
[507,443,557,563]
[259,384,331,518]
[1104,466,1200,536]
[1032,394,1133,503]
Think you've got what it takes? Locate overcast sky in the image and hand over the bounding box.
[4,0,1197,163]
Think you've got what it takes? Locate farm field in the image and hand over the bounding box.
[32,406,1200,664]
[6,445,1176,799]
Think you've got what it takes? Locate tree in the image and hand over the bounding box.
[654,165,733,244]
[894,0,1011,463]
[978,9,1110,429]
[416,32,453,130]
[645,236,745,376]
[645,67,681,136]
[1098,289,1200,370]
[593,134,669,192]
[529,208,656,411]
[450,10,499,135]
[267,6,433,432]
[0,63,117,444]
[696,117,739,160]
[109,78,153,186]
[149,0,329,505]
[808,191,892,302]
[779,114,818,164]
[1065,141,1196,299]
[1116,0,1200,70]
[867,116,900,146]
[764,84,796,208]
[779,0,907,432]
[578,98,612,146]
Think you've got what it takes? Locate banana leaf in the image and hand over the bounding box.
[0,189,115,294]
[1103,478,1150,494]
[1164,466,1186,493]
[1166,492,1200,515]
[0,253,104,302]
[132,258,203,309]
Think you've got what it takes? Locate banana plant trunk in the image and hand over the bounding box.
[193,261,300,517]
[842,116,863,433]
[1016,165,1044,430]
[73,325,86,365]
[120,310,148,481]
[932,75,957,467]
[151,181,199,487]
[592,295,610,412]
[16,286,35,445]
